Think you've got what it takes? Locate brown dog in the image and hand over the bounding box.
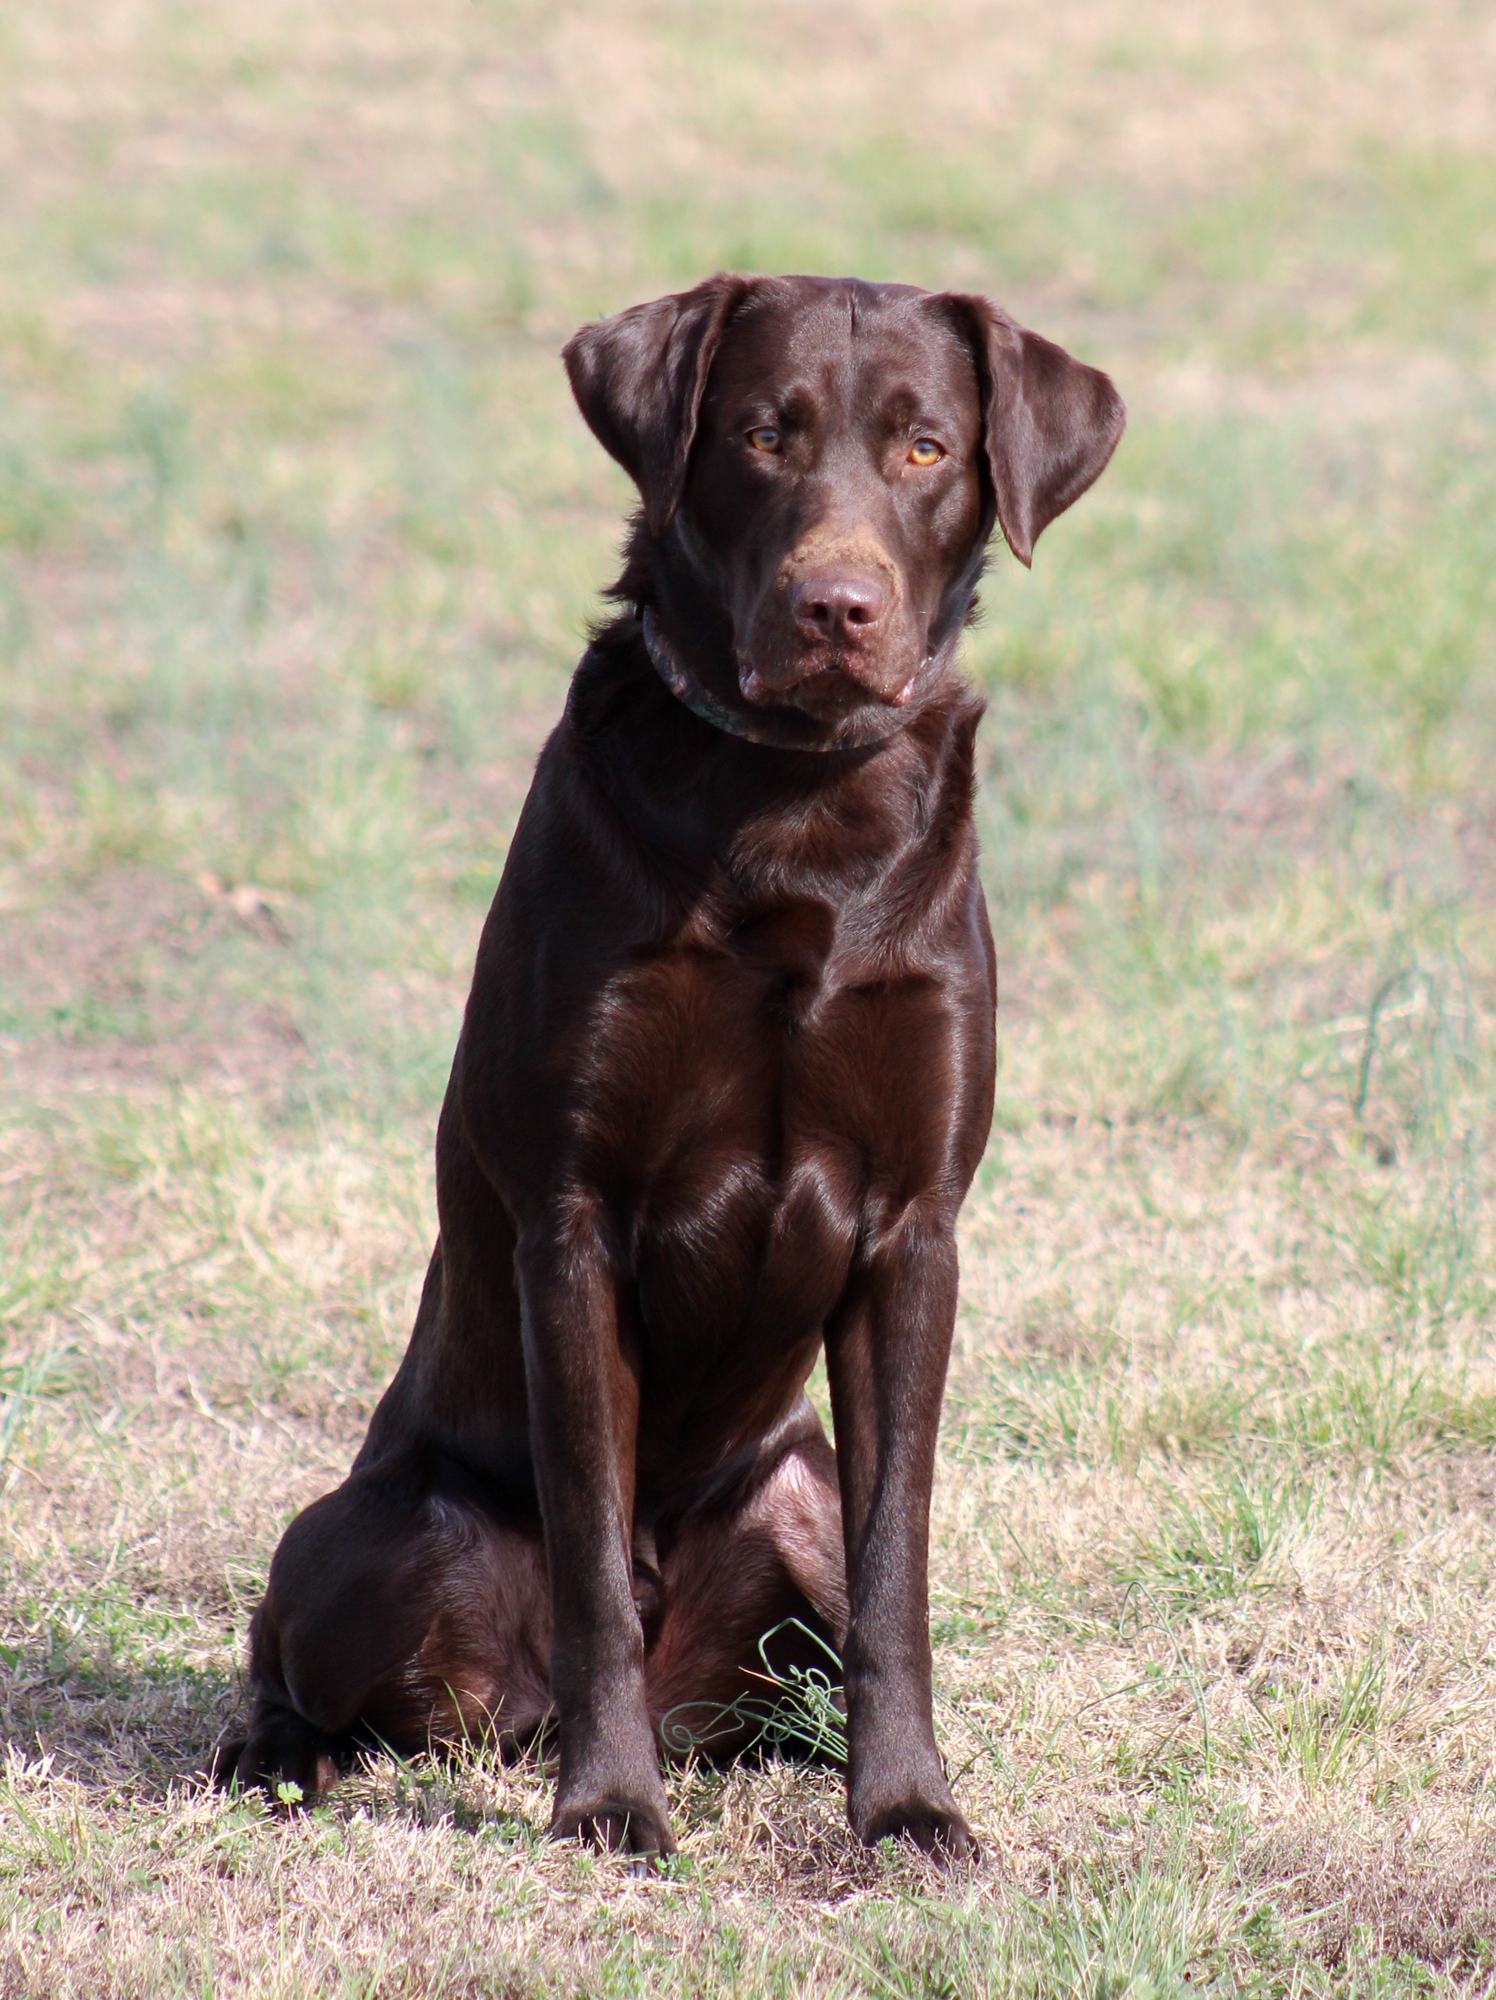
[217,274,1123,1858]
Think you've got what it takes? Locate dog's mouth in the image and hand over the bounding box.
[642,609,933,754]
[744,652,916,716]
[736,638,921,719]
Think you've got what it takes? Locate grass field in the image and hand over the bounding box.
[3,0,1496,1992]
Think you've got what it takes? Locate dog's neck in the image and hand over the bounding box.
[572,602,988,901]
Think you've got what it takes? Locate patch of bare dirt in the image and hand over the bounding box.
[0,864,311,1101]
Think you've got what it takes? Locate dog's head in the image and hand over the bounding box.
[565,275,1124,746]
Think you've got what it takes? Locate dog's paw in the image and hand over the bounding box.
[552,1794,676,1858]
[207,1737,247,1790]
[215,1711,343,1807]
[854,1796,978,1862]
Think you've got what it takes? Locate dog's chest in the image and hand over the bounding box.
[576,900,957,1342]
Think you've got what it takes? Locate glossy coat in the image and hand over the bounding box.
[219,274,1124,1858]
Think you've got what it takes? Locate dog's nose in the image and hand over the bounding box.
[790,568,890,641]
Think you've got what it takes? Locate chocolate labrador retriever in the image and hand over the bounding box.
[217,274,1123,1858]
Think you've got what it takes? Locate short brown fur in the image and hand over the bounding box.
[219,274,1124,1858]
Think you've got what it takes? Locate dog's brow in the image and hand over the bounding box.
[873,386,926,432]
[744,383,819,430]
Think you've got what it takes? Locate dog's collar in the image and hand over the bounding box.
[640,608,919,754]
[640,609,789,746]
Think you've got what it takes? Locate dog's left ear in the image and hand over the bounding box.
[937,294,1125,567]
[564,274,752,536]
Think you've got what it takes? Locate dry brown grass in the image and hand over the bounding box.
[3,0,1495,1992]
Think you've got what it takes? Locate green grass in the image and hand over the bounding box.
[2,0,1495,1993]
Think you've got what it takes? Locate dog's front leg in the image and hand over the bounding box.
[824,1210,974,1858]
[517,1219,673,1857]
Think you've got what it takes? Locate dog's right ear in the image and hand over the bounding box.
[563,274,751,536]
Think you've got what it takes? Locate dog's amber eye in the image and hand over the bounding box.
[908,438,944,466]
[747,426,781,453]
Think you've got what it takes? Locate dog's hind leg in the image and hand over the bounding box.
[221,1466,552,1800]
[645,1420,848,1760]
